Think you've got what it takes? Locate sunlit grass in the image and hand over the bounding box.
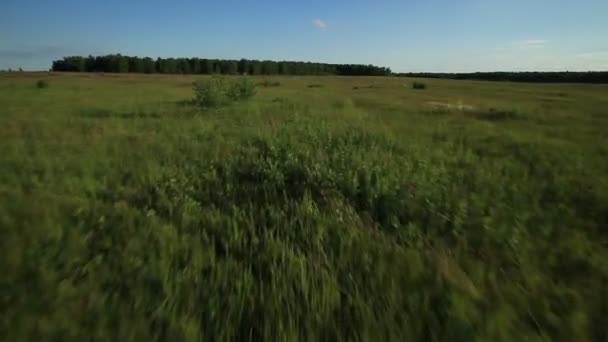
[1,72,607,340]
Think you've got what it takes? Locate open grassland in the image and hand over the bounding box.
[1,72,608,340]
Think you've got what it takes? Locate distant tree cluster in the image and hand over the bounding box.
[51,55,392,76]
[396,71,608,84]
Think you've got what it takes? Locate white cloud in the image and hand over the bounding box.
[312,19,327,30]
[513,39,548,49]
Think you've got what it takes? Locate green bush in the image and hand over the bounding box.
[412,82,427,90]
[307,84,324,88]
[193,77,256,109]
[232,77,257,100]
[472,107,521,121]
[36,80,49,89]
[193,77,229,108]
[259,80,281,87]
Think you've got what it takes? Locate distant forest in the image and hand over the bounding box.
[51,54,392,76]
[397,72,608,84]
[47,56,608,82]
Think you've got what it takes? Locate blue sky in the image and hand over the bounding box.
[1,0,607,72]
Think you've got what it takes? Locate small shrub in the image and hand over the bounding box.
[232,77,257,100]
[412,82,427,90]
[260,80,281,87]
[36,80,49,89]
[193,77,231,108]
[193,77,257,109]
[472,108,521,121]
[307,84,324,88]
[353,86,359,90]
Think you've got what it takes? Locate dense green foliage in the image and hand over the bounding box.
[192,77,257,109]
[398,71,608,84]
[35,80,49,89]
[51,54,392,76]
[259,80,281,87]
[412,82,427,89]
[1,73,607,340]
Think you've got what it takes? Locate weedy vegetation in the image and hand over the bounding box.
[35,79,49,89]
[1,73,607,341]
[412,81,427,90]
[259,80,282,87]
[192,76,256,109]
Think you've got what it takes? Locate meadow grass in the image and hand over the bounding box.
[1,72,607,340]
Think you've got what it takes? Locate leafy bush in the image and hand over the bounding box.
[354,85,381,90]
[307,84,324,88]
[193,77,257,109]
[193,77,231,108]
[412,82,427,90]
[472,107,521,121]
[36,80,49,89]
[231,77,257,100]
[259,80,281,87]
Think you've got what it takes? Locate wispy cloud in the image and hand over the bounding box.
[513,39,548,49]
[312,19,327,30]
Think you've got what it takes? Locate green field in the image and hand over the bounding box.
[1,72,607,340]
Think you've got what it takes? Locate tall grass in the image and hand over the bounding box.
[1,73,607,340]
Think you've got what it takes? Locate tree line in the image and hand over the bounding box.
[396,71,608,84]
[51,55,392,76]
